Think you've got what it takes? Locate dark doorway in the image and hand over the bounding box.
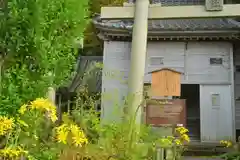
[181,84,201,141]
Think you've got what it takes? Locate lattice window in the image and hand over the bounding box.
[154,0,204,5]
[205,0,223,11]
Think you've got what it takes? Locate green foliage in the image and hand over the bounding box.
[70,95,155,160]
[220,152,240,160]
[0,88,189,159]
[64,89,189,160]
[219,140,240,160]
[83,0,127,54]
[0,0,89,115]
[0,98,84,160]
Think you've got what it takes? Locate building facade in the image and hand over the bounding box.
[94,0,240,143]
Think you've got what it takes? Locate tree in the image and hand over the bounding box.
[0,0,89,115]
[83,0,126,55]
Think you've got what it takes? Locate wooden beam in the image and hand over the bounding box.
[101,4,240,20]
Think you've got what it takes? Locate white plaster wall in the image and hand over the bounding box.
[101,41,233,125]
[234,46,240,129]
[145,42,185,83]
[101,41,130,123]
[185,42,231,84]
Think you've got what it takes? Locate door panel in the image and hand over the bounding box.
[200,85,233,142]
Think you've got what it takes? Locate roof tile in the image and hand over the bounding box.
[95,18,240,31]
[95,0,240,31]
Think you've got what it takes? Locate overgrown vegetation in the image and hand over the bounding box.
[219,140,240,160]
[0,92,190,159]
[0,0,89,115]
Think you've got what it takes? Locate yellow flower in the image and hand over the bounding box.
[0,146,28,158]
[227,142,232,147]
[19,104,27,115]
[50,113,58,123]
[220,140,232,148]
[55,124,69,144]
[181,134,190,142]
[30,98,58,122]
[0,116,14,136]
[57,131,68,144]
[55,123,88,147]
[30,98,55,111]
[175,139,182,145]
[30,98,47,110]
[70,124,80,135]
[72,135,88,147]
[175,127,189,135]
[70,124,88,146]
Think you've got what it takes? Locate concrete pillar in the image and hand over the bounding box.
[45,86,56,122]
[47,87,56,105]
[127,0,149,125]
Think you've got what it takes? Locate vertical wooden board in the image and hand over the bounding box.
[170,73,181,96]
[159,71,167,96]
[151,71,160,96]
[151,69,181,96]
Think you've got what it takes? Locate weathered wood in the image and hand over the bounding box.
[148,104,182,118]
[101,4,240,20]
[151,69,182,97]
[146,99,186,126]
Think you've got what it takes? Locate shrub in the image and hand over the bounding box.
[0,98,88,159]
[0,0,89,115]
[0,95,190,160]
[219,140,240,160]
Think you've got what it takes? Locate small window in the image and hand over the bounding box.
[211,94,220,106]
[150,57,164,65]
[210,58,223,65]
[236,65,240,72]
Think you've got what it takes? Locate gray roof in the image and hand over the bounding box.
[94,18,240,31]
[94,0,240,32]
[69,56,103,93]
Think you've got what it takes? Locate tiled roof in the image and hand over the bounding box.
[94,18,240,31]
[68,56,103,93]
[130,0,204,5]
[94,0,240,32]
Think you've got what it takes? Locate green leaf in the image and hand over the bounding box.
[0,0,89,115]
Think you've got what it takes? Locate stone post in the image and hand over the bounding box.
[47,87,56,105]
[127,0,149,126]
